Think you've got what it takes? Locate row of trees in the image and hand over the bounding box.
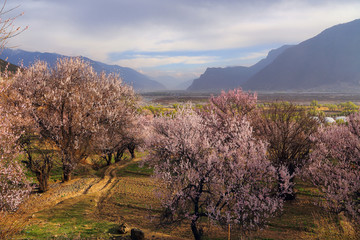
[309,100,359,116]
[145,89,359,239]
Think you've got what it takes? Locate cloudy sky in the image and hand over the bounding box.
[6,0,360,81]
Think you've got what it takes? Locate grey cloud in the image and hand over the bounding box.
[11,0,281,33]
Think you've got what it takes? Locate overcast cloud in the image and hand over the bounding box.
[5,0,360,80]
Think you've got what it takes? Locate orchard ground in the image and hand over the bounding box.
[11,150,357,239]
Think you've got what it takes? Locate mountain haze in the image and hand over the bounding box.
[153,75,194,90]
[243,19,360,91]
[0,49,165,91]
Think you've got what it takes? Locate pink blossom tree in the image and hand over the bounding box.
[0,159,31,212]
[93,74,140,165]
[203,88,258,121]
[0,82,31,211]
[8,58,139,181]
[307,113,360,221]
[3,81,59,193]
[146,105,287,239]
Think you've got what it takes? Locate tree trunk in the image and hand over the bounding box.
[62,151,74,182]
[23,149,52,192]
[286,163,296,200]
[115,148,124,163]
[105,153,112,165]
[37,172,49,192]
[63,171,71,182]
[62,163,72,182]
[128,143,136,159]
[191,220,202,240]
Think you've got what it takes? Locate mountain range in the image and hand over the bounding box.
[188,19,360,92]
[0,49,166,91]
[188,45,291,91]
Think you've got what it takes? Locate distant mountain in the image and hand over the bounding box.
[153,75,183,90]
[187,45,291,92]
[0,49,165,91]
[153,75,196,90]
[176,79,193,90]
[243,19,360,91]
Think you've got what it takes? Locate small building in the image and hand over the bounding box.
[324,117,335,124]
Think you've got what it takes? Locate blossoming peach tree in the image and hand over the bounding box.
[0,86,31,212]
[308,112,360,222]
[8,58,139,182]
[146,98,290,239]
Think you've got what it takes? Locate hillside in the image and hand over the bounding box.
[0,58,19,73]
[0,49,165,91]
[187,45,291,92]
[243,19,360,91]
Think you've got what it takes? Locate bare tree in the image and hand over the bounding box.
[0,0,27,50]
[255,102,318,200]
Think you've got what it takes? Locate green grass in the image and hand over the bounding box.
[19,198,117,239]
[117,162,154,177]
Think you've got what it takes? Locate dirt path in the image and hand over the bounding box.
[18,158,187,239]
[24,159,138,217]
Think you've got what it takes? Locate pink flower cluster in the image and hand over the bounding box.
[308,112,360,221]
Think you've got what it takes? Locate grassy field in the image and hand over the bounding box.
[10,153,358,240]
